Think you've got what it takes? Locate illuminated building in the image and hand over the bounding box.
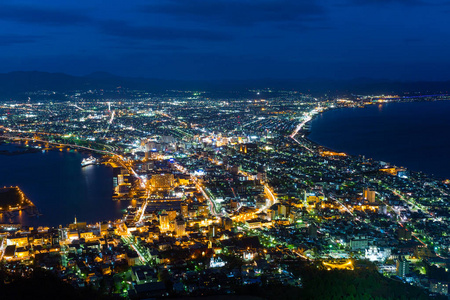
[180,203,189,219]
[3,245,16,260]
[100,222,110,236]
[396,257,410,278]
[6,236,28,247]
[177,174,190,186]
[379,167,404,176]
[165,209,176,221]
[278,204,288,218]
[208,224,218,237]
[210,256,226,268]
[350,236,370,251]
[68,231,80,241]
[430,281,448,296]
[397,170,409,179]
[159,212,170,232]
[15,247,29,259]
[144,143,150,160]
[175,218,186,236]
[239,143,258,155]
[414,245,435,258]
[197,203,209,217]
[126,251,140,266]
[365,246,391,262]
[243,251,255,261]
[118,174,124,185]
[363,188,376,203]
[304,191,322,208]
[80,231,95,241]
[150,173,174,190]
[246,219,265,229]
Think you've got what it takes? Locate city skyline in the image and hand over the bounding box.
[1,90,450,298]
[1,1,450,299]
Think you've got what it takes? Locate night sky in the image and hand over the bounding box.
[1,0,450,80]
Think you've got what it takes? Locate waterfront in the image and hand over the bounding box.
[1,95,450,298]
[308,100,450,179]
[0,144,128,227]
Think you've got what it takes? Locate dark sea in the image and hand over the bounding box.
[0,143,128,227]
[308,100,450,180]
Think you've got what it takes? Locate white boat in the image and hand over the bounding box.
[81,156,97,167]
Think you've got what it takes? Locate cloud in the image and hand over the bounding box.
[99,20,232,41]
[142,0,326,27]
[0,35,42,46]
[0,4,91,26]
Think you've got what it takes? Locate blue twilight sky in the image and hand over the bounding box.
[1,0,450,80]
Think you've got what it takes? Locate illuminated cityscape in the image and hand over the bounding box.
[1,0,450,299]
[0,90,449,299]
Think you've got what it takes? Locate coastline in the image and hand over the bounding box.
[302,99,450,181]
[0,142,123,227]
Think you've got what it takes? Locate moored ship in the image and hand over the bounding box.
[81,156,97,167]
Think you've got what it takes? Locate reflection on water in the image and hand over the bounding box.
[309,101,450,179]
[0,146,128,227]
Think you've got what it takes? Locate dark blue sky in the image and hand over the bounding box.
[1,0,450,80]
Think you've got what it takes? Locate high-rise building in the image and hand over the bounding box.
[180,203,189,219]
[396,257,409,277]
[118,174,124,185]
[144,143,150,160]
[175,218,185,236]
[363,188,376,203]
[208,224,218,238]
[278,204,288,218]
[159,212,170,232]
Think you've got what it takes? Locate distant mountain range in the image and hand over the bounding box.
[0,71,449,100]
